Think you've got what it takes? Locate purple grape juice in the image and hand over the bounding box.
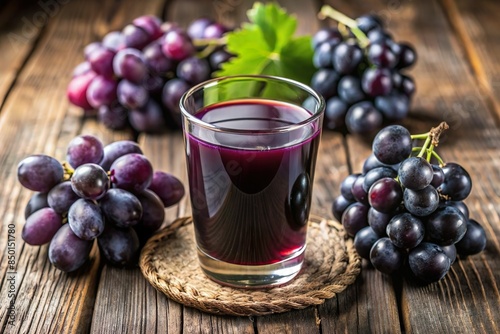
[186,99,321,265]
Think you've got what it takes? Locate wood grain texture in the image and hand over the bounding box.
[0,0,46,109]
[441,0,500,123]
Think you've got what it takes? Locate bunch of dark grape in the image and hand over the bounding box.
[333,123,487,283]
[312,6,416,134]
[67,16,232,133]
[18,135,185,272]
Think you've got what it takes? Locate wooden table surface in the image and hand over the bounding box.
[1,0,499,333]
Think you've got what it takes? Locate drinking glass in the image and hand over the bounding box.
[180,75,325,288]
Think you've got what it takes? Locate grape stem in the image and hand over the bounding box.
[193,37,227,59]
[318,5,370,47]
[62,162,74,181]
[411,122,449,165]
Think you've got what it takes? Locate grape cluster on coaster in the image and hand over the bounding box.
[312,6,416,134]
[67,15,232,133]
[332,123,487,283]
[18,135,185,272]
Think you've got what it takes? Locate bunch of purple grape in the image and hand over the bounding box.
[67,16,231,133]
[333,124,487,283]
[312,10,416,134]
[18,135,185,272]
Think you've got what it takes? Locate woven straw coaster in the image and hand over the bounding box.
[139,215,361,316]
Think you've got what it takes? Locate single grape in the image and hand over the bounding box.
[362,68,393,97]
[367,29,392,43]
[132,15,163,40]
[311,27,342,49]
[72,61,92,77]
[362,153,399,174]
[362,166,397,192]
[84,42,102,59]
[176,56,211,85]
[148,171,185,207]
[102,31,126,51]
[368,207,395,236]
[455,219,487,256]
[403,186,439,217]
[99,188,143,228]
[71,163,109,200]
[86,75,118,108]
[68,198,105,240]
[310,69,340,100]
[367,42,398,68]
[66,134,104,168]
[117,80,149,109]
[135,189,165,232]
[18,155,63,192]
[122,24,151,50]
[386,213,425,249]
[356,14,383,33]
[341,202,369,237]
[162,78,190,117]
[49,224,93,272]
[396,43,417,69]
[97,224,140,267]
[372,125,412,165]
[98,103,129,130]
[203,23,228,39]
[48,181,80,214]
[374,94,409,121]
[368,177,403,213]
[324,97,348,130]
[162,29,195,61]
[24,192,48,219]
[430,164,445,188]
[143,42,175,75]
[99,140,143,171]
[209,49,233,71]
[408,242,451,283]
[187,17,214,39]
[354,226,380,260]
[399,157,433,190]
[337,76,366,105]
[370,237,405,274]
[439,162,472,201]
[332,195,354,222]
[351,175,369,205]
[129,99,166,133]
[400,75,415,97]
[340,173,360,202]
[332,42,363,74]
[313,41,335,68]
[87,46,115,78]
[345,101,383,134]
[67,71,97,109]
[110,153,153,192]
[113,48,148,83]
[22,207,62,245]
[441,200,469,219]
[425,206,467,246]
[441,244,457,265]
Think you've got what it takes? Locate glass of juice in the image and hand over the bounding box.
[179,75,325,288]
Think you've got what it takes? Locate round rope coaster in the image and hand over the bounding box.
[139,215,361,316]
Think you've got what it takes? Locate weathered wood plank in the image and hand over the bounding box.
[440,0,500,123]
[0,0,47,110]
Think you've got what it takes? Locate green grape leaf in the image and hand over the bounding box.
[216,2,315,86]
